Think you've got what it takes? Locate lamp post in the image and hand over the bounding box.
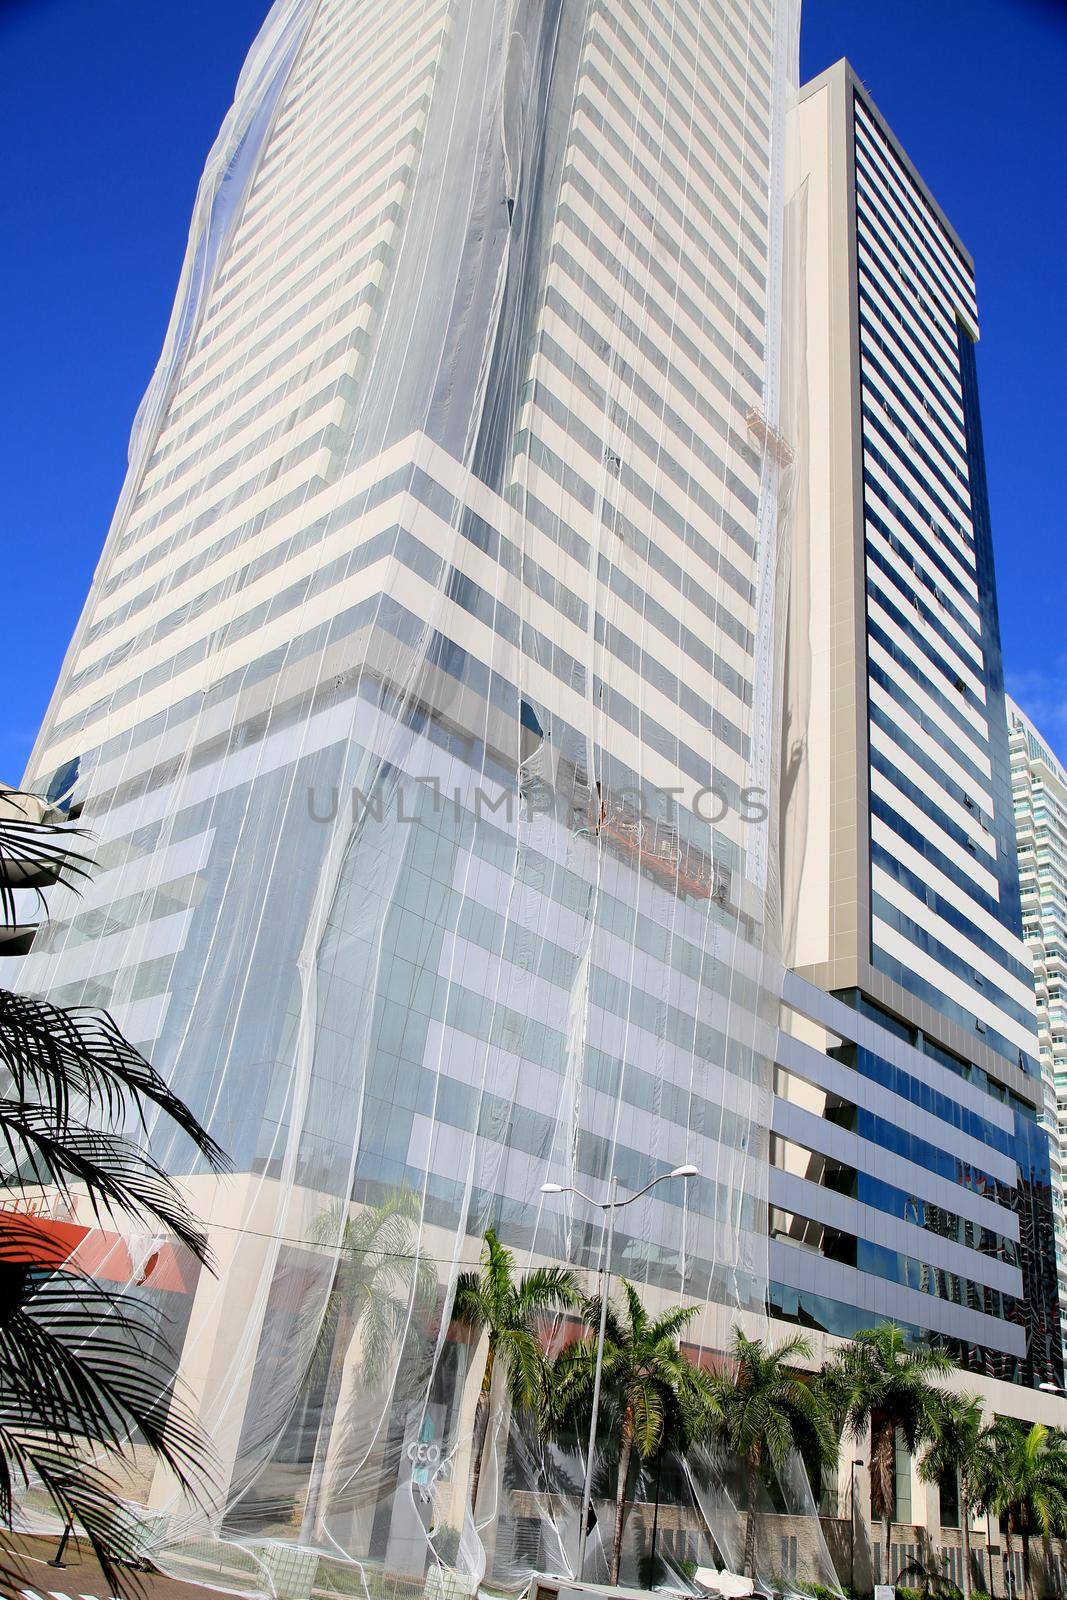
[849,1457,864,1595]
[47,1519,74,1569]
[540,1162,699,1582]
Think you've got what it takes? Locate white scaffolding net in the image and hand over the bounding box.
[14,0,840,1594]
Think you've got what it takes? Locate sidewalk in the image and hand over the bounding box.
[2,1535,256,1600]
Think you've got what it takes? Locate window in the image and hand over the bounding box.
[939,1471,960,1528]
[894,1429,913,1524]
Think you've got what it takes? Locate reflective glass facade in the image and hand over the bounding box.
[769,976,1060,1385]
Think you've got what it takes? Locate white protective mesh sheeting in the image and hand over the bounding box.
[15,0,836,1592]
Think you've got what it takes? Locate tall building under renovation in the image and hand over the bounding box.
[8,5,1064,1594]
[1007,696,1067,1347]
[15,0,806,1586]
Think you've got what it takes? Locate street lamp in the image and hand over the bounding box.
[540,1163,700,1581]
[849,1458,864,1594]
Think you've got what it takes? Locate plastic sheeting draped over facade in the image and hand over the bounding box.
[15,0,829,1592]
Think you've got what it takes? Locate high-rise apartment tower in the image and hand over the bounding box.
[784,59,1061,1403]
[1007,696,1067,1349]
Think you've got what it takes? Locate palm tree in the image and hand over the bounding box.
[552,1279,720,1585]
[825,1325,954,1587]
[0,790,225,1250]
[918,1391,991,1600]
[452,1228,579,1517]
[299,1189,439,1541]
[714,1328,837,1577]
[638,1383,709,1589]
[0,788,228,1591]
[981,1420,1067,1600]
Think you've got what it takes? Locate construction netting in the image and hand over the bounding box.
[13,0,839,1594]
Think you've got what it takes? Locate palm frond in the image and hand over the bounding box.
[0,1241,216,1591]
[628,1376,666,1458]
[452,1270,491,1333]
[766,1332,814,1367]
[0,793,229,1586]
[515,1264,580,1317]
[0,990,227,1172]
[1,1102,216,1265]
[826,1324,950,1452]
[717,1328,837,1479]
[675,1363,722,1446]
[0,1263,214,1495]
[983,1418,1067,1538]
[0,1428,146,1595]
[547,1333,599,1425]
[0,787,93,928]
[577,1292,626,1349]
[647,1300,700,1343]
[346,1188,424,1258]
[618,1277,646,1338]
[359,1278,416,1388]
[300,1192,437,1397]
[498,1326,549,1418]
[481,1228,516,1318]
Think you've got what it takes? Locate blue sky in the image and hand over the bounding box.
[1,0,1064,782]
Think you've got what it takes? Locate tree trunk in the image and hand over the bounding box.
[872,1421,895,1588]
[300,1316,352,1544]
[610,1426,635,1585]
[1021,1531,1032,1600]
[960,1491,973,1600]
[883,1514,892,1593]
[469,1339,496,1515]
[742,1451,760,1577]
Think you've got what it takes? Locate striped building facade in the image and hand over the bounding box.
[784,59,1062,1391]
